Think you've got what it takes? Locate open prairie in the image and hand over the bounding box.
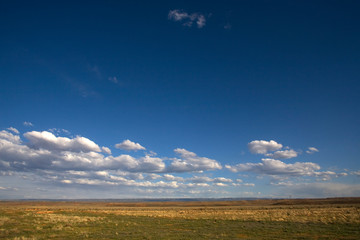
[0,198,359,239]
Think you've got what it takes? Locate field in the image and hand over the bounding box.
[0,198,359,239]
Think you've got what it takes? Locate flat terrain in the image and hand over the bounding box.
[0,198,359,239]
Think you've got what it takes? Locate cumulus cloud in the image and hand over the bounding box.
[0,129,164,173]
[24,131,101,153]
[276,182,360,198]
[55,169,181,189]
[6,127,19,134]
[168,9,207,28]
[225,158,321,177]
[163,174,184,182]
[266,149,298,159]
[0,130,21,144]
[98,155,165,173]
[248,140,283,154]
[167,148,222,172]
[1,127,352,199]
[213,182,228,187]
[306,147,319,154]
[187,176,213,183]
[145,173,161,180]
[23,121,33,127]
[101,146,112,155]
[214,177,233,183]
[115,139,146,151]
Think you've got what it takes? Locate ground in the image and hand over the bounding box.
[0,198,359,239]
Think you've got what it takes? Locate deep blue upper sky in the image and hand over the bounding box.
[0,0,359,198]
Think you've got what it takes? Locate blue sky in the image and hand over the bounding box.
[1,0,360,199]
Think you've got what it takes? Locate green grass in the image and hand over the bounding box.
[1,209,359,240]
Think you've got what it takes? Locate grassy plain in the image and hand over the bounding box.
[0,198,359,239]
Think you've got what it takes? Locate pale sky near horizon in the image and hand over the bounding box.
[1,0,360,199]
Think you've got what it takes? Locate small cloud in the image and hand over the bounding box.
[213,182,228,187]
[163,174,184,182]
[146,173,162,180]
[102,146,112,155]
[306,147,319,154]
[243,183,255,187]
[146,151,158,157]
[168,9,208,28]
[61,180,72,184]
[271,181,294,186]
[7,127,19,134]
[225,158,321,177]
[167,148,222,172]
[196,15,206,28]
[108,76,118,84]
[248,140,283,154]
[188,176,213,183]
[214,177,233,183]
[115,139,146,151]
[48,128,71,136]
[24,131,101,153]
[23,121,33,127]
[266,149,298,159]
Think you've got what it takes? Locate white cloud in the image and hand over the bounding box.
[187,176,213,183]
[266,149,298,159]
[24,131,101,153]
[225,158,321,177]
[168,9,207,28]
[186,183,210,188]
[115,139,146,151]
[213,182,228,187]
[6,127,19,134]
[163,174,184,182]
[306,147,319,154]
[214,177,233,183]
[0,130,21,144]
[48,128,70,136]
[168,9,189,21]
[0,129,165,173]
[61,179,72,184]
[145,173,162,180]
[248,140,283,154]
[271,181,294,186]
[243,183,255,187]
[167,148,222,172]
[196,15,206,28]
[23,121,33,127]
[104,155,165,173]
[1,127,354,199]
[276,182,360,198]
[67,170,88,176]
[101,146,112,155]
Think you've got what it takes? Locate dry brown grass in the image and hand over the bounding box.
[1,198,359,239]
[98,205,360,223]
[1,197,360,224]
